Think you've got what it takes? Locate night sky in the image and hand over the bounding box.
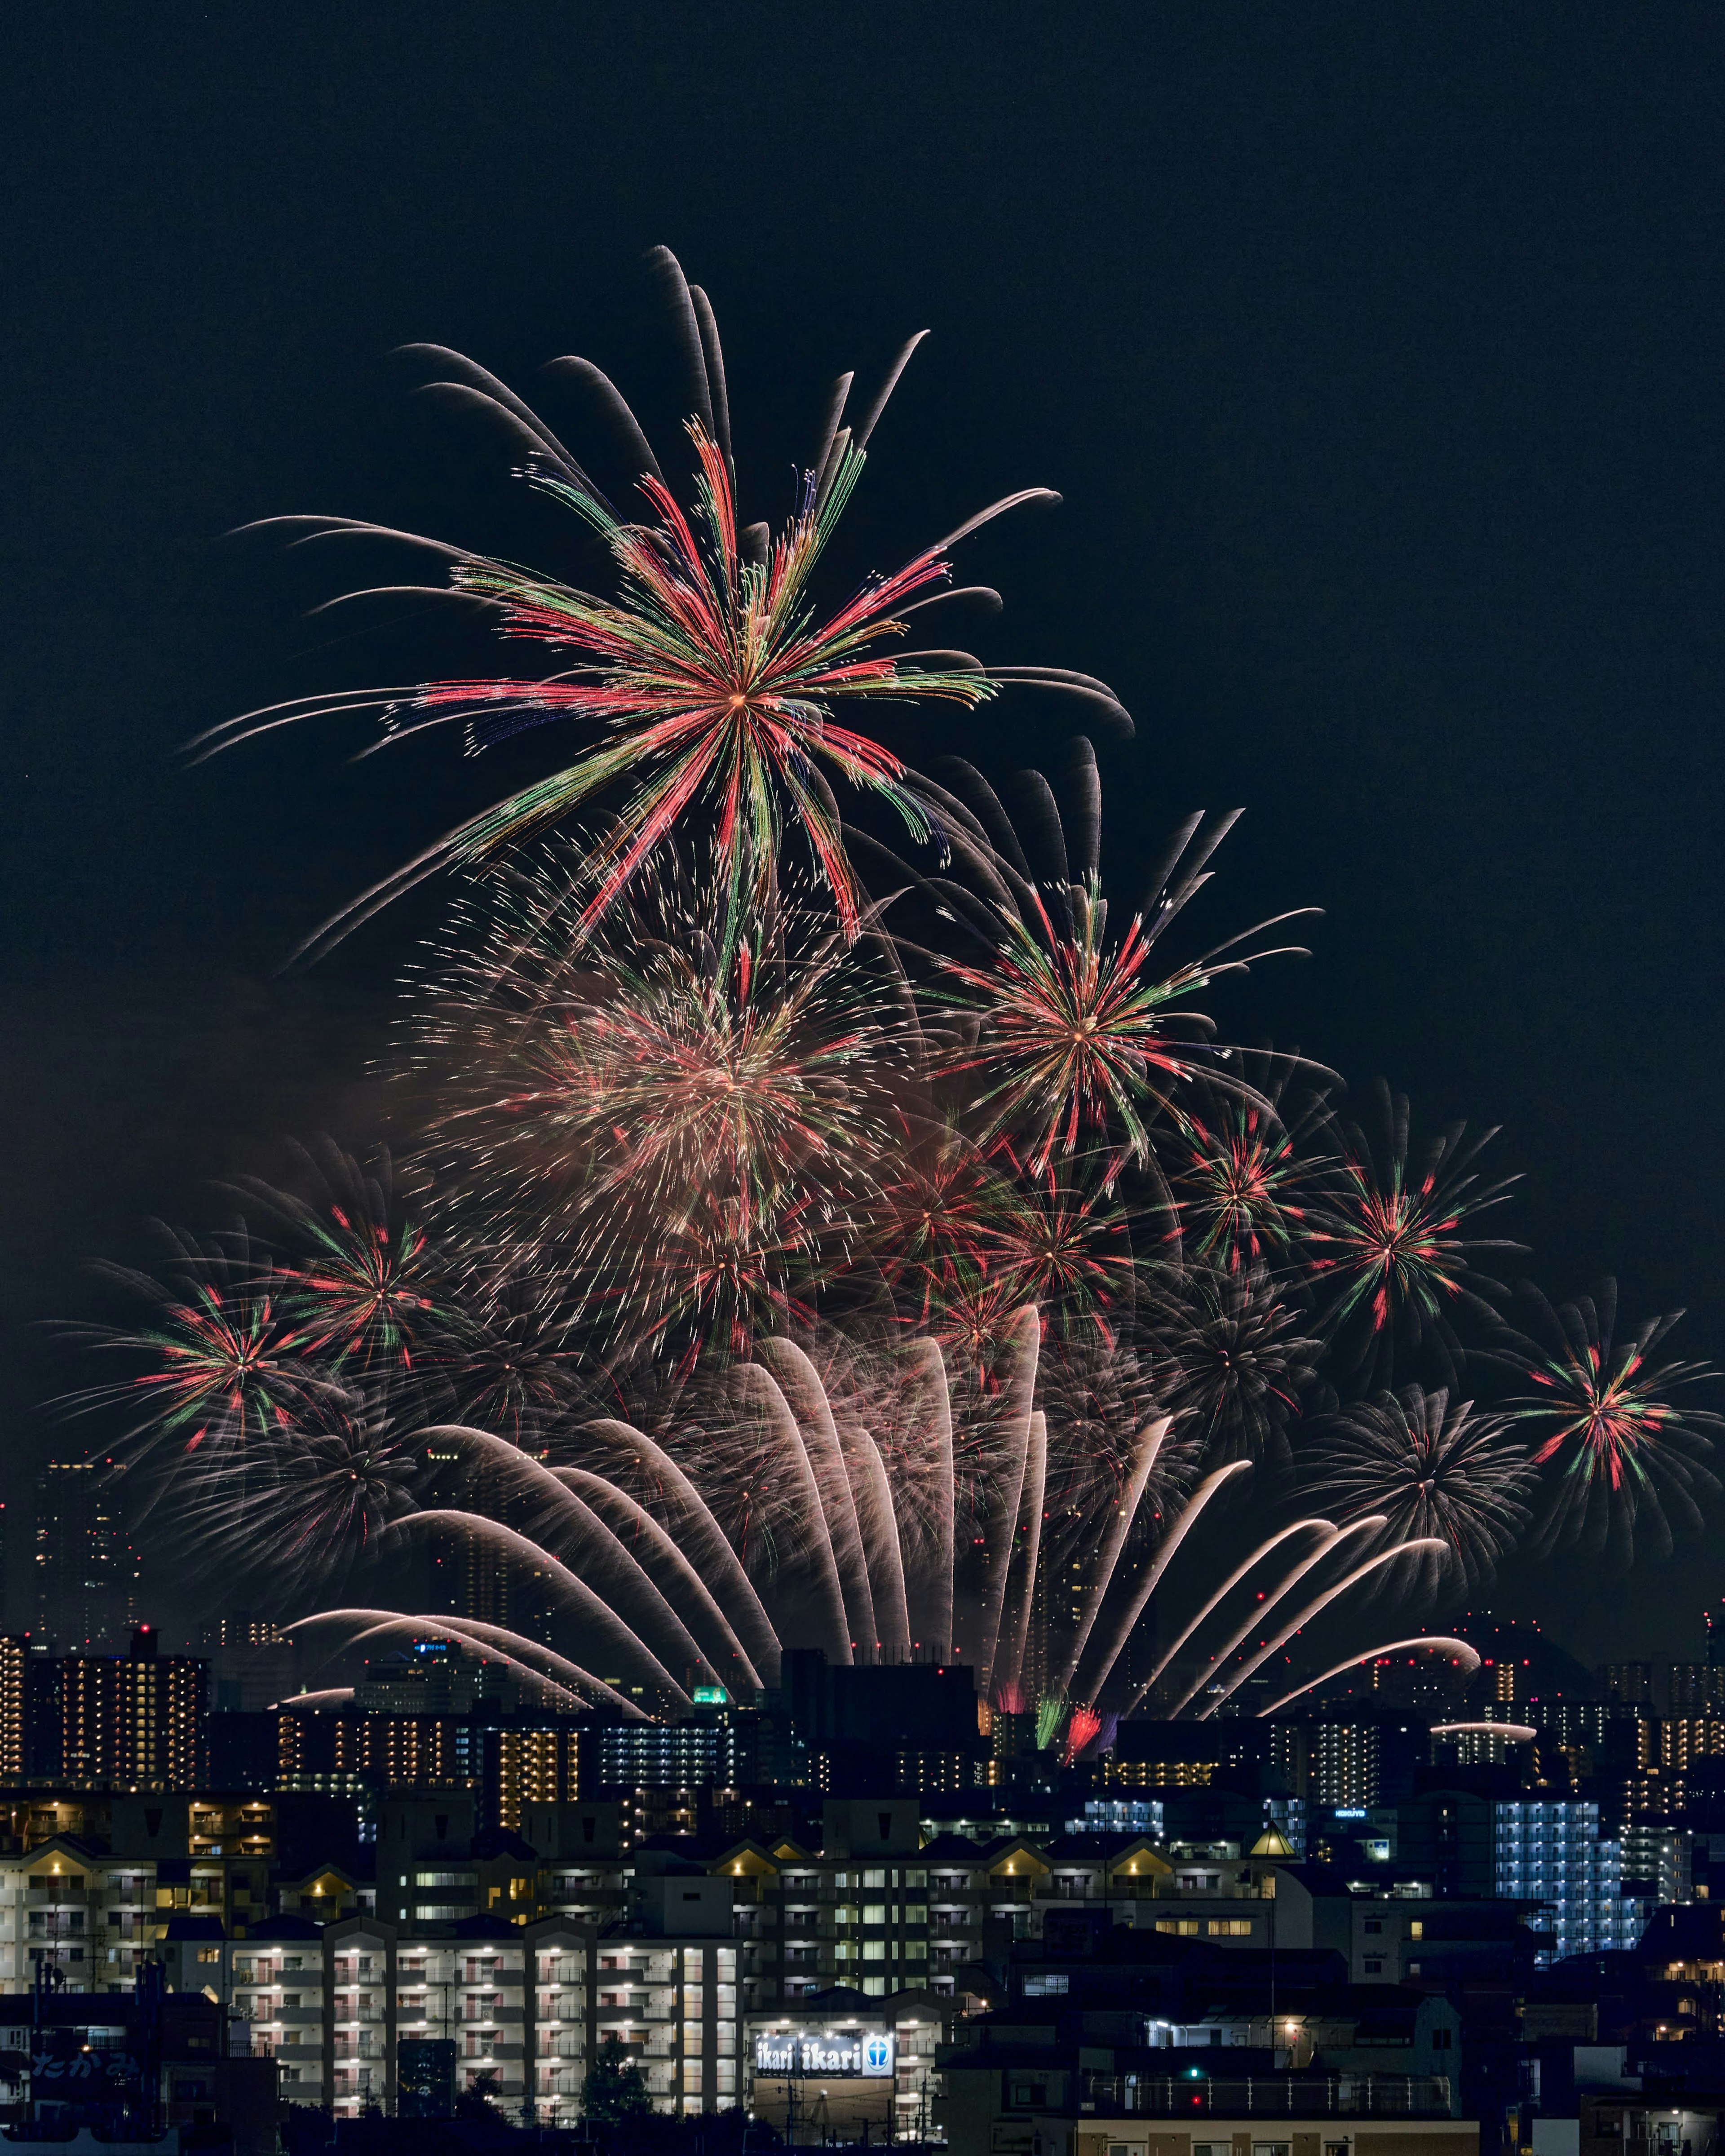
[4,8,1722,1660]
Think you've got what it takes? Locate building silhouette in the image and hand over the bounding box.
[33,1460,139,1650]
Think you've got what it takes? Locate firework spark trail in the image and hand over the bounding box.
[754,1339,887,1658]
[550,1467,765,1690]
[579,1417,782,1682]
[995,1409,1048,1709]
[1046,1412,1170,1694]
[1063,1704,1103,1765]
[383,1510,695,1703]
[1072,1459,1254,1705]
[896,1337,956,1662]
[1128,1518,1338,1713]
[237,1145,442,1372]
[287,1608,645,1715]
[1159,1519,1379,1719]
[419,1425,721,1684]
[772,1345,923,1664]
[970,1306,1041,1695]
[1257,1636,1481,1718]
[730,1363,855,1662]
[303,1614,585,1712]
[1194,1537,1451,1719]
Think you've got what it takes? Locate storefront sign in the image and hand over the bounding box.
[753,2029,895,2078]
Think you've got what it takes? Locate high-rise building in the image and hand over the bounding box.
[0,1638,26,1782]
[50,1625,208,1789]
[1601,1661,1654,1706]
[1664,1664,1725,1713]
[33,1461,139,1649]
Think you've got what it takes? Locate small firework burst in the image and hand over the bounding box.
[1166,1054,1331,1271]
[916,753,1309,1183]
[179,1394,422,1595]
[1500,1281,1722,1561]
[1155,1262,1322,1466]
[1306,1082,1521,1384]
[237,1144,443,1372]
[71,1231,336,1460]
[1306,1384,1536,1587]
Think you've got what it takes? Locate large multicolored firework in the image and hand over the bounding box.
[196,249,1126,961]
[68,256,1718,1749]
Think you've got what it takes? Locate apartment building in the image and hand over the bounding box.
[190,1906,739,2123]
[0,1831,279,1991]
[1492,1800,1641,1961]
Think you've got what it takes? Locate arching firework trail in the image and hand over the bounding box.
[1304,1383,1537,1588]
[265,1311,1474,1726]
[194,249,1128,960]
[1498,1280,1722,1563]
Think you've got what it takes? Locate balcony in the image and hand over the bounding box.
[1081,2074,1455,2118]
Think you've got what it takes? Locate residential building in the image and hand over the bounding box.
[938,2013,1476,2156]
[1602,1663,1655,1707]
[34,1626,208,1789]
[0,1977,278,2156]
[0,1637,25,1781]
[1621,1819,1694,1905]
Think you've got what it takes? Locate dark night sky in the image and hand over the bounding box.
[3,6,1722,1659]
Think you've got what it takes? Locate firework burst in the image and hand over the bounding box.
[1305,1383,1536,1587]
[1166,1053,1331,1271]
[1499,1280,1721,1561]
[236,1143,443,1373]
[71,1231,337,1461]
[1155,1262,1322,1466]
[1306,1082,1521,1384]
[891,748,1314,1185]
[199,251,1125,960]
[409,843,911,1364]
